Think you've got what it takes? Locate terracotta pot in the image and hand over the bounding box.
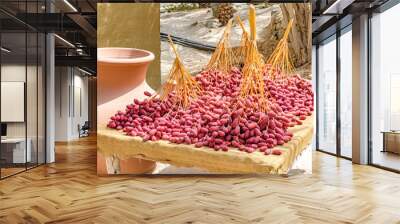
[97,47,156,175]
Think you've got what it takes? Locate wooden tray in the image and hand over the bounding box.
[97,114,314,174]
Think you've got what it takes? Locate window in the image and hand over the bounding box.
[370,3,400,171]
[312,45,317,150]
[0,1,46,179]
[339,27,352,158]
[317,36,337,154]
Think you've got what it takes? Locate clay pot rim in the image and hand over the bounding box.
[97,47,155,64]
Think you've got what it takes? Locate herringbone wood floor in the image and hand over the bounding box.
[0,135,400,224]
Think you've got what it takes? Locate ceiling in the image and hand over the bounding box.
[312,0,392,43]
[0,0,97,74]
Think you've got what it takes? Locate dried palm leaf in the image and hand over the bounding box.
[267,19,295,80]
[160,36,202,108]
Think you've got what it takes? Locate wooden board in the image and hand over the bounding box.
[97,114,314,174]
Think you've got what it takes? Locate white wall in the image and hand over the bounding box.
[72,73,89,138]
[54,67,89,141]
[1,65,29,138]
[55,66,70,141]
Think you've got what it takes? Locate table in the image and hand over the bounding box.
[382,131,400,154]
[1,138,31,164]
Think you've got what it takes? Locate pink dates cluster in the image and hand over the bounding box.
[107,69,314,156]
[265,75,314,120]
